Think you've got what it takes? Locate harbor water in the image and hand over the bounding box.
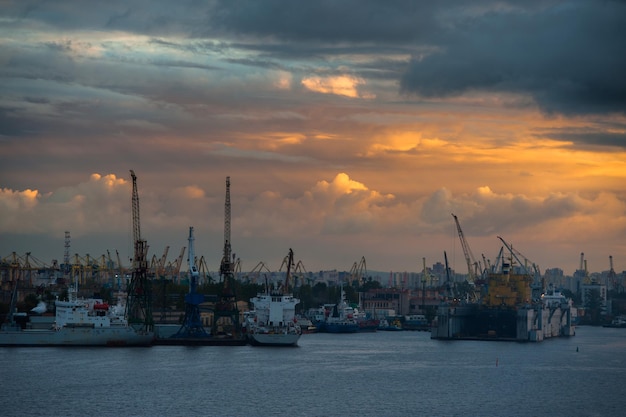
[1,326,625,417]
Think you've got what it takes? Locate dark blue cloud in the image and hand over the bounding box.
[400,1,626,116]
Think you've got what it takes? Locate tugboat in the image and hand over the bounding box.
[322,286,359,333]
[246,249,302,346]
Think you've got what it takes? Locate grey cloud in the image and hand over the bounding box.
[205,0,438,43]
[400,1,626,116]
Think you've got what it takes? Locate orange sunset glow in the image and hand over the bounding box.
[1,1,625,277]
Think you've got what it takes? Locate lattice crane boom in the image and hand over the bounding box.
[220,176,233,279]
[452,213,479,283]
[125,169,153,332]
[130,170,141,247]
[497,236,540,278]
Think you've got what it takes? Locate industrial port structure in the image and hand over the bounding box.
[2,177,625,336]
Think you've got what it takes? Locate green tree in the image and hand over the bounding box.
[360,278,382,292]
[584,288,603,325]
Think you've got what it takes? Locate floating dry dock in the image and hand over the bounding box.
[431,302,575,342]
[432,258,576,342]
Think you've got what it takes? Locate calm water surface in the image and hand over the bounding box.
[1,326,625,417]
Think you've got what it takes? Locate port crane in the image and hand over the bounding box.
[149,246,169,279]
[293,260,308,288]
[497,236,540,278]
[278,248,296,293]
[443,251,457,300]
[452,214,481,284]
[451,214,483,303]
[349,256,367,286]
[125,170,154,332]
[247,261,272,284]
[219,176,235,282]
[197,255,213,284]
[172,226,209,338]
[609,255,617,291]
[213,176,241,338]
[114,250,125,291]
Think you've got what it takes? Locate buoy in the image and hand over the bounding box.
[496,358,499,367]
[576,346,579,352]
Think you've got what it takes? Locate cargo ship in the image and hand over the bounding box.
[0,286,154,347]
[245,249,302,346]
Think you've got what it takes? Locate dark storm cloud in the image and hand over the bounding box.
[0,107,25,136]
[400,1,626,116]
[200,0,626,117]
[546,130,626,149]
[205,0,438,43]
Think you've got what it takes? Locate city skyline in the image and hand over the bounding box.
[1,1,625,276]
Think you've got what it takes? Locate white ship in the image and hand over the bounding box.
[246,249,301,346]
[0,286,154,347]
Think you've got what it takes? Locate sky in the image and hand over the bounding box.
[1,0,625,277]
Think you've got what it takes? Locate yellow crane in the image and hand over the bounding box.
[170,246,186,281]
[349,256,367,285]
[452,214,480,284]
[248,261,272,284]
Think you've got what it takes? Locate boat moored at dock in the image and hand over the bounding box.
[245,249,302,346]
[0,286,154,347]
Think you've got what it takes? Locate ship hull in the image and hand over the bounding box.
[323,322,359,333]
[248,332,300,346]
[155,336,247,346]
[0,326,154,347]
[431,303,575,342]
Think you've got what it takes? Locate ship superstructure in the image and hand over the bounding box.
[246,248,301,346]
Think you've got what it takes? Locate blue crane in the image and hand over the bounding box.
[171,226,209,338]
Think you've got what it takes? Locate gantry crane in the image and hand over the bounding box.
[125,170,153,332]
[172,226,209,338]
